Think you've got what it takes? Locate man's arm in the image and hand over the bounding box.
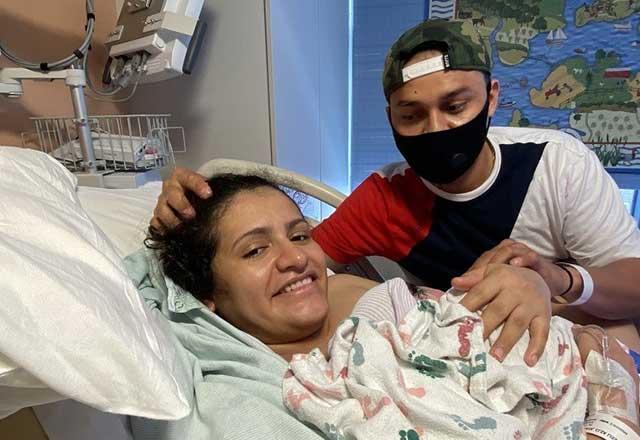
[455,240,640,320]
[454,239,640,357]
[451,135,640,362]
[560,141,640,319]
[456,139,640,320]
[310,173,403,264]
[560,258,640,320]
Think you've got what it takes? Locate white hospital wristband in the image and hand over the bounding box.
[563,263,594,306]
[585,413,640,440]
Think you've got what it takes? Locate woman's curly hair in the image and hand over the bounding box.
[145,173,297,302]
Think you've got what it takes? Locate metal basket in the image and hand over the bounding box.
[31,114,183,172]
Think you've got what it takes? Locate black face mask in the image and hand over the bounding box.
[391,99,492,184]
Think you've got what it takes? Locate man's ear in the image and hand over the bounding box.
[488,79,501,118]
[203,298,215,312]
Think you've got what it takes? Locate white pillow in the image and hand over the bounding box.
[0,147,191,420]
[76,182,162,257]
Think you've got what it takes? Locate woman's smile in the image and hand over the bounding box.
[273,273,320,298]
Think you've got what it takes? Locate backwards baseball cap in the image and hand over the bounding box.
[382,19,492,100]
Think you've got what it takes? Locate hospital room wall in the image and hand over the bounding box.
[123,0,351,219]
[125,0,274,169]
[0,1,125,147]
[268,0,351,219]
[1,0,351,209]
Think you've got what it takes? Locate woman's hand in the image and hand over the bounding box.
[150,167,211,232]
[453,264,552,367]
[574,326,639,416]
[573,325,640,436]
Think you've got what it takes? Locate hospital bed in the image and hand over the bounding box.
[0,152,403,440]
[1,150,639,440]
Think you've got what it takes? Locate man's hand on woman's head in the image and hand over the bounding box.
[150,167,211,232]
[459,239,576,298]
[453,264,552,367]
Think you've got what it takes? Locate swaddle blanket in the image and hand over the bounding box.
[283,278,588,440]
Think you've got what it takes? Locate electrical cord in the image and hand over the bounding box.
[84,52,147,102]
[82,50,125,97]
[87,73,141,103]
[0,0,95,72]
[2,0,145,102]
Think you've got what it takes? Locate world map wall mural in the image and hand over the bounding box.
[428,0,640,169]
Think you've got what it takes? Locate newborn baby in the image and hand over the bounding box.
[283,278,638,440]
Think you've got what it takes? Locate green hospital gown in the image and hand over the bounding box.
[124,248,323,440]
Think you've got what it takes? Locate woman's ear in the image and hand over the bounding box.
[203,298,215,312]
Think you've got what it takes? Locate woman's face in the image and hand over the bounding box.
[210,187,329,344]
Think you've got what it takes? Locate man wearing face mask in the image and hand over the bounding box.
[151,19,640,365]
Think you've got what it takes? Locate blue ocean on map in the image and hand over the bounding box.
[492,1,638,124]
[478,0,640,167]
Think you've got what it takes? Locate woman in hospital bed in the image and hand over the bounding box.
[144,173,640,439]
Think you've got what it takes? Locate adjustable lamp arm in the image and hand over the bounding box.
[0,67,96,173]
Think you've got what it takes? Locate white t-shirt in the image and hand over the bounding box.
[314,127,640,288]
[429,127,640,268]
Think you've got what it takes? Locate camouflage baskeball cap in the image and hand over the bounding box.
[382,19,492,100]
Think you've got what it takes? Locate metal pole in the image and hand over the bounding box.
[66,69,97,173]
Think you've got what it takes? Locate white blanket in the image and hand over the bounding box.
[283,279,588,439]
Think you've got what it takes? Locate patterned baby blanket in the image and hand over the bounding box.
[283,278,588,440]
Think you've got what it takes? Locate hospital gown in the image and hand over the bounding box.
[124,248,324,440]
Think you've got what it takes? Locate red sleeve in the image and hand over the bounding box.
[312,170,435,264]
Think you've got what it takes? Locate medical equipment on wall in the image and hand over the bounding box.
[105,0,207,86]
[0,0,205,188]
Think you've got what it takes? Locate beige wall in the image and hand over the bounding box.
[0,0,125,147]
[1,1,276,167]
[126,0,274,169]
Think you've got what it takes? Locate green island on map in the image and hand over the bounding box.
[458,0,567,65]
[575,0,640,27]
[530,51,640,111]
[457,0,640,167]
[529,50,640,146]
